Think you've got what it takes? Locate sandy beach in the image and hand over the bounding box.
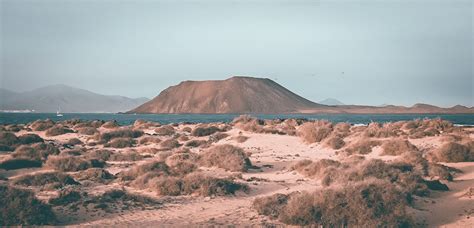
[1,116,473,227]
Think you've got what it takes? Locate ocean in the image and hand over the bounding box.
[1,113,474,126]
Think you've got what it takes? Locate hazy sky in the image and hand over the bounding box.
[1,0,472,107]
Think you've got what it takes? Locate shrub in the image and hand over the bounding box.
[31,142,60,160]
[381,139,418,156]
[46,155,104,172]
[86,149,112,161]
[344,137,381,155]
[0,158,42,170]
[49,189,82,206]
[259,180,414,227]
[0,185,57,225]
[77,127,98,135]
[154,125,175,136]
[0,144,13,152]
[12,171,79,189]
[100,129,143,142]
[232,115,264,132]
[181,173,249,196]
[12,145,42,161]
[45,125,74,136]
[364,122,400,138]
[209,132,229,143]
[253,193,289,219]
[66,138,83,146]
[191,125,221,136]
[119,160,170,181]
[185,139,208,148]
[160,138,181,149]
[89,189,160,208]
[74,168,115,183]
[138,136,162,145]
[0,132,19,146]
[432,142,473,162]
[109,150,143,161]
[199,144,252,172]
[105,138,136,148]
[102,120,119,129]
[182,126,192,133]
[291,159,341,179]
[165,151,199,175]
[297,121,333,143]
[324,135,345,149]
[18,134,44,144]
[30,119,55,131]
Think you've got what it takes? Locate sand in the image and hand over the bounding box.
[1,121,473,227]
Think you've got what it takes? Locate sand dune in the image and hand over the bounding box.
[0,117,473,226]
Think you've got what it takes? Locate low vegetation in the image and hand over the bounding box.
[253,180,413,227]
[100,128,143,142]
[45,125,74,137]
[0,185,57,225]
[12,171,79,189]
[297,120,333,143]
[199,144,252,172]
[381,139,418,156]
[105,138,136,148]
[431,142,473,162]
[46,155,105,172]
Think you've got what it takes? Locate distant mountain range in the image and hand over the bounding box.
[129,76,473,114]
[0,85,149,113]
[318,98,345,106]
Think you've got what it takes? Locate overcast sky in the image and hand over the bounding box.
[1,0,472,107]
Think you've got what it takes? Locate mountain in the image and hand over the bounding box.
[0,84,149,113]
[319,98,345,106]
[130,76,324,113]
[129,76,473,114]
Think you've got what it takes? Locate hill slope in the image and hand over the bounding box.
[0,85,149,113]
[130,76,324,113]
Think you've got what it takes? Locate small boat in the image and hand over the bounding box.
[56,107,63,117]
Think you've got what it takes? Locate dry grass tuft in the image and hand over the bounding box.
[199,144,252,172]
[30,119,55,131]
[253,180,413,227]
[344,137,381,155]
[100,129,143,142]
[185,139,208,148]
[102,120,119,129]
[191,125,222,136]
[0,185,57,225]
[18,133,44,145]
[45,125,74,137]
[160,138,181,149]
[154,125,175,136]
[109,150,144,161]
[139,136,162,145]
[74,168,115,183]
[431,142,473,162]
[46,155,105,172]
[324,134,345,149]
[0,158,42,170]
[12,171,79,189]
[381,139,418,156]
[77,127,98,135]
[297,120,333,143]
[105,137,136,148]
[0,131,19,146]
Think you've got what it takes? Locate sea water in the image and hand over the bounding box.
[1,113,473,126]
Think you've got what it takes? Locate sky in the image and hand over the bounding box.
[1,0,472,107]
